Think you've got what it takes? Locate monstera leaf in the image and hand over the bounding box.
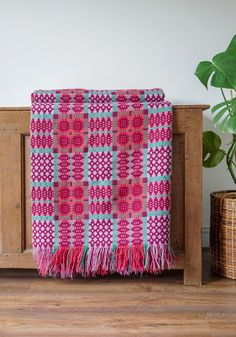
[195,35,236,89]
[226,34,236,57]
[203,131,225,167]
[212,97,236,133]
[196,35,236,183]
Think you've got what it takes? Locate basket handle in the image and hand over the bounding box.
[219,192,236,215]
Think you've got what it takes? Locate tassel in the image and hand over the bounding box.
[33,247,53,277]
[116,246,129,275]
[67,247,84,277]
[33,243,175,278]
[130,245,145,274]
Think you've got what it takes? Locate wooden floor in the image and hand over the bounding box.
[0,251,235,337]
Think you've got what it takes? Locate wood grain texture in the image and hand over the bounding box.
[0,133,23,254]
[24,136,32,251]
[0,109,30,134]
[0,106,209,284]
[171,134,185,250]
[184,109,203,285]
[0,252,235,337]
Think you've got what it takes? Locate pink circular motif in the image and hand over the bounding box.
[73,119,83,131]
[72,105,84,113]
[132,103,143,110]
[132,199,142,212]
[74,94,84,103]
[59,104,70,114]
[130,95,139,102]
[118,185,129,197]
[132,184,142,196]
[61,94,71,103]
[59,187,70,199]
[118,133,129,145]
[132,132,143,144]
[73,202,84,215]
[73,186,84,199]
[72,135,83,147]
[59,135,69,148]
[59,203,70,215]
[118,103,129,112]
[59,120,69,132]
[117,95,127,102]
[118,200,129,213]
[132,116,143,128]
[118,116,129,129]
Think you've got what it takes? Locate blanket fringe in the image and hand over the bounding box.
[33,244,175,278]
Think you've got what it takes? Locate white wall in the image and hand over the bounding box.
[0,0,236,245]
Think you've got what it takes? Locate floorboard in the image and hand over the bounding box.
[0,251,235,337]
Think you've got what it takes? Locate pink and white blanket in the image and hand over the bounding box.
[30,88,174,277]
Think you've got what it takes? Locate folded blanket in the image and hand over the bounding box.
[30,88,174,278]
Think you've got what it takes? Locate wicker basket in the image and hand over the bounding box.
[210,190,236,279]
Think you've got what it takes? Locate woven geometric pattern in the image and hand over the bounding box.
[30,88,174,278]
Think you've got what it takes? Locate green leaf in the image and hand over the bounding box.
[203,150,225,168]
[226,35,236,57]
[202,131,225,167]
[211,52,236,89]
[212,100,229,112]
[195,61,214,88]
[195,35,236,89]
[212,97,236,133]
[203,131,221,151]
[212,105,230,125]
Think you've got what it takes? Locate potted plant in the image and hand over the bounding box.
[195,35,236,279]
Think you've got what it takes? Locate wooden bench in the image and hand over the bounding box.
[0,105,208,285]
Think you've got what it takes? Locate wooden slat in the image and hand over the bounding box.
[0,133,23,254]
[172,108,185,134]
[171,134,185,250]
[0,110,30,134]
[24,136,32,250]
[0,251,35,268]
[184,109,203,285]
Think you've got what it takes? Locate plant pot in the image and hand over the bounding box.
[210,190,236,279]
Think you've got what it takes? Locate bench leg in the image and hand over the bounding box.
[184,110,202,286]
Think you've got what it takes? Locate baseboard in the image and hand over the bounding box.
[202,227,209,248]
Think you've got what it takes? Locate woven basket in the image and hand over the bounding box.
[210,190,236,279]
